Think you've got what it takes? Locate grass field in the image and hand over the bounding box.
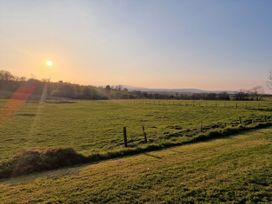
[0,127,271,203]
[0,99,272,163]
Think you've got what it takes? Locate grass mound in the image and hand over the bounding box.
[0,148,88,179]
[1,121,272,180]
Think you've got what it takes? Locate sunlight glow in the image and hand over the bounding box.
[46,60,53,67]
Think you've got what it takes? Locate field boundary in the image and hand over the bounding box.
[1,120,272,180]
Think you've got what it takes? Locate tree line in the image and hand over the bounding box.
[0,70,268,101]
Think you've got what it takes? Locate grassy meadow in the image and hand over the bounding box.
[0,127,271,203]
[0,99,272,163]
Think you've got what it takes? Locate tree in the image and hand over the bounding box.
[105,85,111,95]
[217,92,230,100]
[82,87,91,98]
[0,70,15,81]
[234,91,248,101]
[249,86,264,101]
[268,71,272,90]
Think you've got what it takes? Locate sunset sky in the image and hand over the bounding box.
[0,0,272,91]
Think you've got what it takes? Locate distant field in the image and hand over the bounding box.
[1,127,271,203]
[0,99,271,163]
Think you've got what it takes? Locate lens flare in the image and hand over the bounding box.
[0,84,36,126]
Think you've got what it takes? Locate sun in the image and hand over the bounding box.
[46,60,53,67]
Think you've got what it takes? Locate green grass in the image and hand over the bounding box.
[0,128,271,203]
[0,99,272,163]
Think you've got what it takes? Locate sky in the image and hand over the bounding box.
[0,0,272,92]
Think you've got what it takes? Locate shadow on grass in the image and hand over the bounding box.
[0,121,271,180]
[144,153,163,160]
[2,164,82,185]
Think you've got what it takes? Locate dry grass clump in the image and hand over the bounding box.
[0,148,88,179]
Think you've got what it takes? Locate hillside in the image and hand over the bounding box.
[1,128,271,203]
[122,85,238,94]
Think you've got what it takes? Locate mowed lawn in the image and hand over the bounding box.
[0,128,271,203]
[0,99,271,162]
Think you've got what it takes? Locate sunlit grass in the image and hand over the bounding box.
[0,128,271,203]
[0,99,271,163]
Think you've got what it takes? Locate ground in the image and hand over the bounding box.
[0,128,271,203]
[0,99,271,162]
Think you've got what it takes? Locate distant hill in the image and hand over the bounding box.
[122,85,237,94]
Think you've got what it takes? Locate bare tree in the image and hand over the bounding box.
[250,86,264,101]
[268,71,272,90]
[0,70,15,81]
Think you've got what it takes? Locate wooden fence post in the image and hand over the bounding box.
[123,127,128,147]
[239,117,242,124]
[200,122,203,132]
[142,126,148,143]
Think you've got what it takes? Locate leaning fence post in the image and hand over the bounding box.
[239,117,242,124]
[142,126,148,143]
[123,127,128,147]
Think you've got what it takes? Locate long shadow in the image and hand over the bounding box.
[144,153,162,160]
[2,164,82,185]
[1,122,272,181]
[246,108,272,112]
